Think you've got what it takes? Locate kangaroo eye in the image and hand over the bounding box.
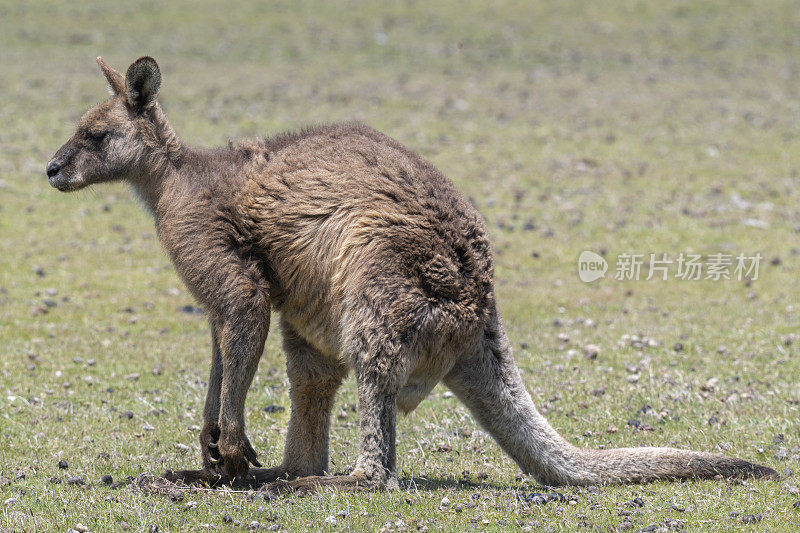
[87,130,109,142]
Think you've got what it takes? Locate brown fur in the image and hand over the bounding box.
[46,56,778,491]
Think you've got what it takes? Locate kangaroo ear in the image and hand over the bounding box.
[124,56,161,113]
[96,56,125,96]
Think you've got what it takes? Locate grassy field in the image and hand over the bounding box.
[2,0,800,530]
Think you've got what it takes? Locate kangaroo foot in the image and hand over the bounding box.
[163,467,228,487]
[163,465,290,489]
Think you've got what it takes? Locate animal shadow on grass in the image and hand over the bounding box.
[133,471,501,498]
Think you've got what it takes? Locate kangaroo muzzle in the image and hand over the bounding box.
[46,146,76,191]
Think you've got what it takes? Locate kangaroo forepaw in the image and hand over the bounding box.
[217,432,262,479]
[243,438,262,468]
[200,424,222,470]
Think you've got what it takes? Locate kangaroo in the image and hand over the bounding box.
[47,56,777,492]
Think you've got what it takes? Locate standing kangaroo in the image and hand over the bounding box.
[47,56,776,491]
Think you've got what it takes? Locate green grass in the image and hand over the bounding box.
[1,0,799,530]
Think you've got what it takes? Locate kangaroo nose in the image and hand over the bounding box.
[46,160,61,178]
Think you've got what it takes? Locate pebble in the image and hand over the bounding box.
[741,514,762,524]
[583,344,600,359]
[519,492,548,505]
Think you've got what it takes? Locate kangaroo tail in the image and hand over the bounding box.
[443,317,778,486]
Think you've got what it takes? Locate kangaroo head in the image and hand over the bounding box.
[47,56,171,192]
